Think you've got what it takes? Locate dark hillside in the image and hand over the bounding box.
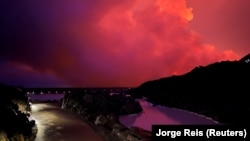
[132,54,250,124]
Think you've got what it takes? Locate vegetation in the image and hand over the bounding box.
[61,91,149,141]
[132,54,250,124]
[0,83,37,140]
[62,91,142,117]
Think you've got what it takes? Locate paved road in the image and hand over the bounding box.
[31,103,104,141]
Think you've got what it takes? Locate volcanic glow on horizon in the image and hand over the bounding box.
[1,0,249,87]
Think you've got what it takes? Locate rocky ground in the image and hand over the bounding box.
[61,91,152,141]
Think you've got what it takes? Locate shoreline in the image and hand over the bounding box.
[77,109,151,141]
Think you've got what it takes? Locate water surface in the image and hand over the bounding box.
[119,99,217,131]
[31,103,104,141]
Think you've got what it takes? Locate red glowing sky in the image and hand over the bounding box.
[0,0,249,87]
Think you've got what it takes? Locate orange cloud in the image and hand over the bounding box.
[0,0,240,87]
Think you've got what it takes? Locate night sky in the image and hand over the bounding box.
[1,0,249,87]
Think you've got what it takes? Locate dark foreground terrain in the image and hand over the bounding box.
[0,83,37,140]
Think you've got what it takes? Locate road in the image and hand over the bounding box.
[30,103,104,141]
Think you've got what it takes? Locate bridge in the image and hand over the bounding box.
[24,87,132,95]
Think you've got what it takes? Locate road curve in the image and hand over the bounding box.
[31,103,104,141]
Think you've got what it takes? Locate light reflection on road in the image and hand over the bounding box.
[31,103,104,141]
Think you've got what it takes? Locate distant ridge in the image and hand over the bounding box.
[132,53,250,124]
[239,53,250,63]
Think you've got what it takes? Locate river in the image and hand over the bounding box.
[119,99,218,131]
[29,94,217,139]
[30,103,104,141]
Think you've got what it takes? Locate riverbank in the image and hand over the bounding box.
[78,114,152,141]
[61,92,151,141]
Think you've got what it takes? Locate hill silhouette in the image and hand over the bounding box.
[131,54,250,124]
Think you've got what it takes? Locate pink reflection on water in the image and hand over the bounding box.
[119,99,217,131]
